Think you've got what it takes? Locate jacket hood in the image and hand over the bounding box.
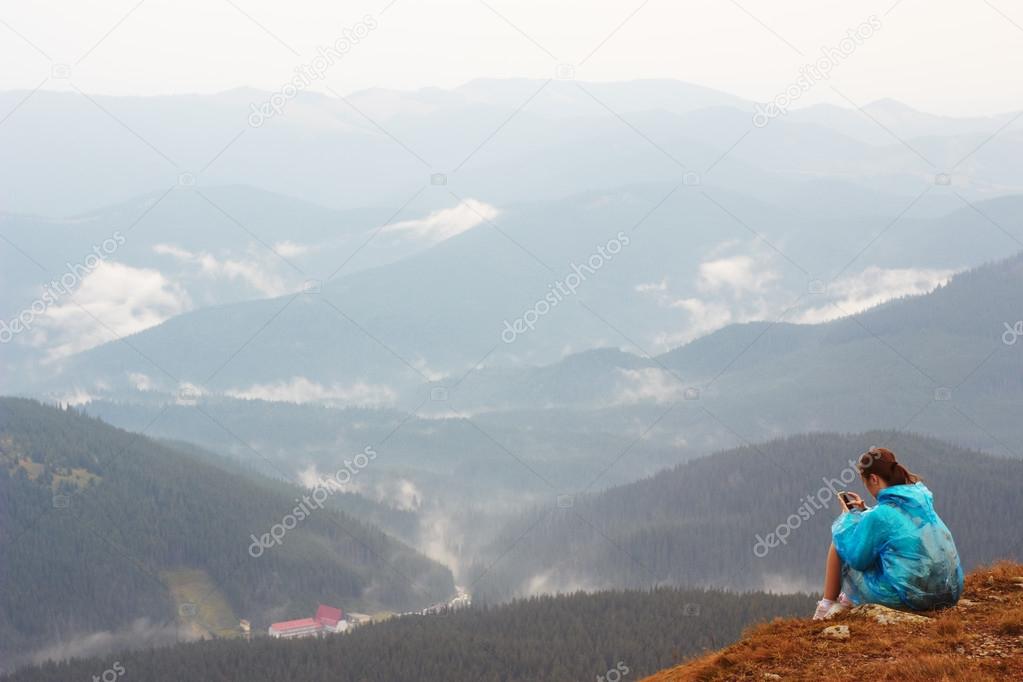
[877,481,934,513]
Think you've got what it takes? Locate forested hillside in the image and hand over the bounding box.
[471,431,1023,601]
[0,587,813,682]
[656,249,1023,404]
[0,399,453,665]
[157,436,424,544]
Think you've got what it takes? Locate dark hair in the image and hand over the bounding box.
[857,446,920,485]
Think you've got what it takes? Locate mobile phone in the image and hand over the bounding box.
[839,491,858,509]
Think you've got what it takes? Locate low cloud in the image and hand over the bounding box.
[272,240,315,258]
[416,507,465,580]
[795,266,956,323]
[373,477,423,511]
[697,254,779,296]
[523,570,600,597]
[759,573,817,594]
[37,262,191,360]
[636,244,781,350]
[153,243,290,297]
[175,381,205,405]
[225,376,397,407]
[48,387,95,406]
[634,279,668,295]
[296,462,365,495]
[19,618,186,669]
[297,463,327,489]
[638,242,953,352]
[667,297,735,336]
[411,355,446,381]
[653,294,775,350]
[383,199,498,242]
[614,368,683,405]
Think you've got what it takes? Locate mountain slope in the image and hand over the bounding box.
[0,183,463,376]
[0,398,454,664]
[459,250,1023,453]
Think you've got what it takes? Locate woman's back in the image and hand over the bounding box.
[832,482,963,610]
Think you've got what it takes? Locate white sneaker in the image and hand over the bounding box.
[812,595,852,620]
[813,599,835,620]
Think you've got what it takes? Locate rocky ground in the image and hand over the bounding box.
[642,562,1023,681]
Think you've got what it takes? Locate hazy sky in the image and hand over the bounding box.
[2,0,1022,115]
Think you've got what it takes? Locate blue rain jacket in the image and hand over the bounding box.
[832,482,963,611]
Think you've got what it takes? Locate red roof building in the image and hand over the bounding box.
[268,604,347,639]
[315,604,344,628]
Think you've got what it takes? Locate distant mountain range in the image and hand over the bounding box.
[1,80,1021,217]
[455,250,1023,452]
[6,188,1020,408]
[5,78,1022,407]
[32,246,1022,481]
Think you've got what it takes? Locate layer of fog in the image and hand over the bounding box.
[6,618,191,674]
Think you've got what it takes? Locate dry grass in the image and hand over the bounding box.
[995,611,1023,637]
[642,562,1023,682]
[50,465,101,490]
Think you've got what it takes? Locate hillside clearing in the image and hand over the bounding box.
[162,568,241,639]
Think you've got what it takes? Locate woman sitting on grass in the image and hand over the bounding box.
[814,446,963,620]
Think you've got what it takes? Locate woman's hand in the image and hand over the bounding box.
[841,492,866,511]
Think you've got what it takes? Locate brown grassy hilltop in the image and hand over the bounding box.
[642,563,1023,682]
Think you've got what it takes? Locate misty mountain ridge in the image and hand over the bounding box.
[8,187,1020,410]
[2,79,1021,217]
